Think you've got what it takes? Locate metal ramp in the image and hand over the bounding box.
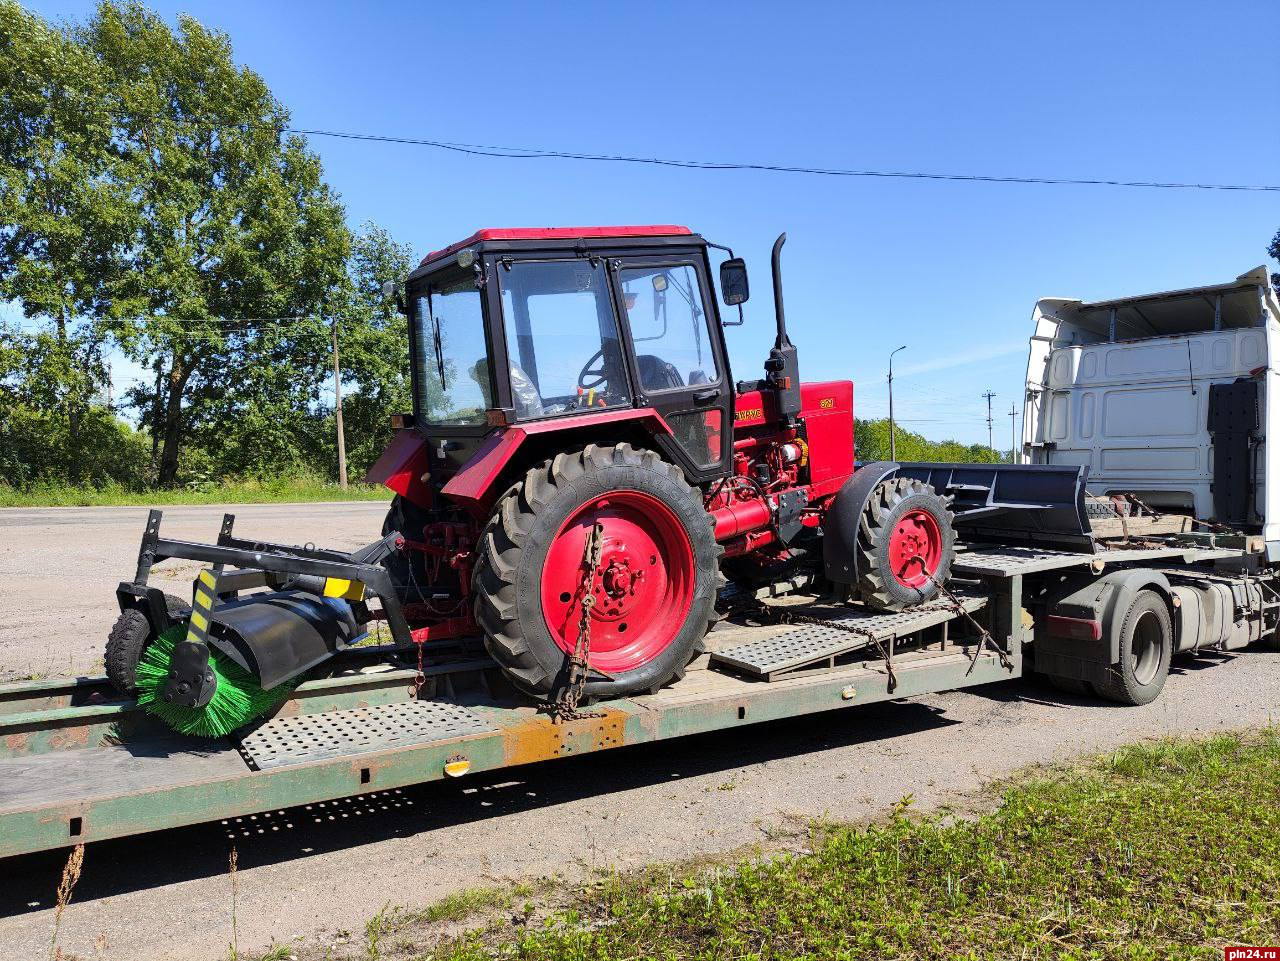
[237,700,495,770]
[710,593,986,681]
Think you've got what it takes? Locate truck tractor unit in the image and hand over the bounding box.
[8,235,1275,858]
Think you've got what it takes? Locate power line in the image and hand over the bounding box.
[285,126,1280,192]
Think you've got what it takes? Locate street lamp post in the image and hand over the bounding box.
[888,345,907,461]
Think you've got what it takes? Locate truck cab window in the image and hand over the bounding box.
[619,265,719,392]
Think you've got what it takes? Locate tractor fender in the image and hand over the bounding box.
[1035,568,1173,683]
[822,461,900,585]
[442,409,674,514]
[365,429,433,508]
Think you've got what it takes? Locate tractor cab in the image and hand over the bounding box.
[398,226,738,487]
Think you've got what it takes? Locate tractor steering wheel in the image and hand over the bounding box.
[577,348,609,392]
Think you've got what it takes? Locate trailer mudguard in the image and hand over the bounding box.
[1035,568,1173,684]
[822,461,901,585]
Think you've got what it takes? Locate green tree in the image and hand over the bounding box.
[855,417,1007,464]
[78,1,351,485]
[331,222,418,478]
[0,1,134,468]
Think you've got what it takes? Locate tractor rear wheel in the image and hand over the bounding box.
[855,476,955,611]
[473,443,722,700]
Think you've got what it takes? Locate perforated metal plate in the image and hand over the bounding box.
[711,595,985,680]
[237,701,495,771]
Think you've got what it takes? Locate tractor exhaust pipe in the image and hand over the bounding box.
[771,232,791,350]
[765,233,802,423]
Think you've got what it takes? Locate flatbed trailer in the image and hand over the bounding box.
[0,539,1255,861]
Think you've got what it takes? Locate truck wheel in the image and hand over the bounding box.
[1096,590,1172,706]
[105,594,192,695]
[473,443,722,700]
[856,477,955,611]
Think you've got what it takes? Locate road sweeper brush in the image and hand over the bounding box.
[106,510,413,736]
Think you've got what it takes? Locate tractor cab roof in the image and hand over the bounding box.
[416,225,702,272]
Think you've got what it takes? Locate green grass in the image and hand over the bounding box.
[0,477,392,508]
[338,731,1280,960]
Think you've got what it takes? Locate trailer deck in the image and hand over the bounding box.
[0,539,1250,861]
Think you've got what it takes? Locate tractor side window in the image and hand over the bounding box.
[498,260,631,417]
[619,265,719,393]
[412,276,491,425]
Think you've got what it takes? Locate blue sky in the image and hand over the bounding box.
[22,0,1280,447]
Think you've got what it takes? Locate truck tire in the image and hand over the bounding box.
[105,593,192,695]
[855,476,955,611]
[473,443,722,700]
[1096,590,1172,706]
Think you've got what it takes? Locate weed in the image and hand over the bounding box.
[228,847,239,961]
[48,843,84,961]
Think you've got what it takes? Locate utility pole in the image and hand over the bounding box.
[888,345,907,460]
[331,316,348,489]
[982,390,996,453]
[1009,402,1018,464]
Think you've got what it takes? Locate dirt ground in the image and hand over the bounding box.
[1,503,1276,960]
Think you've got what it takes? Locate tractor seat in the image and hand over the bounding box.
[637,354,684,391]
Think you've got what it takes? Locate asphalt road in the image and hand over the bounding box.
[1,503,1277,959]
[0,502,390,681]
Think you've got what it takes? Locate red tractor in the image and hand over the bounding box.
[364,225,956,701]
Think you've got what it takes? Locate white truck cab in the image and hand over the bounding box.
[1023,267,1280,557]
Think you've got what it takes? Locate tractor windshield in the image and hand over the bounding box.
[497,260,631,419]
[410,272,492,425]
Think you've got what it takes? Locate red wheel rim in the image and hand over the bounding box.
[541,490,696,674]
[887,508,943,588]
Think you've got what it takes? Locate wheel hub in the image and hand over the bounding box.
[888,508,943,589]
[591,550,646,619]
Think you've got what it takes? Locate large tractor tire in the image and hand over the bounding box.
[473,443,723,700]
[855,476,955,611]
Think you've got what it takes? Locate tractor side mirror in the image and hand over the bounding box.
[381,279,406,313]
[719,258,749,306]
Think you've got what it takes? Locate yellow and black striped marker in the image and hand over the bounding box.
[186,566,222,648]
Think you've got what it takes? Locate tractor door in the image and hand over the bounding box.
[610,258,732,482]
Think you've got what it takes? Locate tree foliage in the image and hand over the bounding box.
[855,418,1008,464]
[0,1,423,492]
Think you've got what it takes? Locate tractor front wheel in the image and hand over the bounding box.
[473,444,722,700]
[855,476,956,610]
